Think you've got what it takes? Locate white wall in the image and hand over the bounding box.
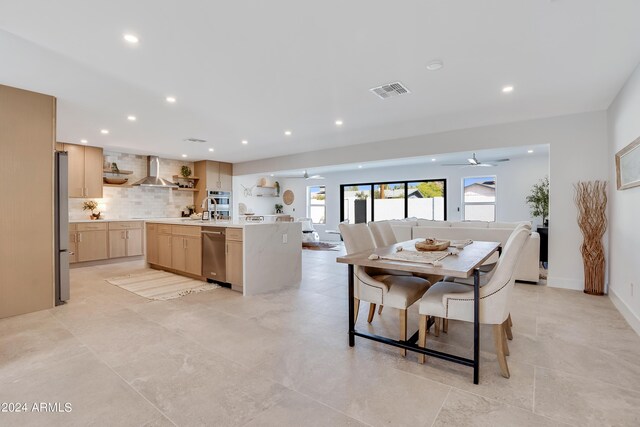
[607,63,640,334]
[234,112,610,291]
[233,174,288,218]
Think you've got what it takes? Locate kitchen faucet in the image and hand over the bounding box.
[201,196,218,221]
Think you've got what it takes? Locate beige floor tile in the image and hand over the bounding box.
[0,353,164,427]
[534,367,640,426]
[243,389,366,426]
[2,249,640,426]
[434,389,563,427]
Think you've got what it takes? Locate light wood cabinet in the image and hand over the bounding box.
[108,222,143,258]
[184,236,202,276]
[157,234,173,268]
[77,229,108,262]
[109,230,127,258]
[127,228,143,256]
[194,160,233,212]
[219,162,233,191]
[0,84,56,319]
[69,231,78,264]
[171,235,187,272]
[226,228,243,292]
[146,224,158,264]
[147,223,202,276]
[60,142,103,198]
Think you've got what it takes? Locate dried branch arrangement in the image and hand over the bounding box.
[574,181,608,295]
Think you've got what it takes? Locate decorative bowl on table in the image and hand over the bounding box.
[415,238,450,252]
[103,177,128,185]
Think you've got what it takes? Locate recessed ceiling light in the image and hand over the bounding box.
[528,150,534,153]
[426,60,444,71]
[127,115,136,121]
[208,148,214,152]
[100,129,109,134]
[284,130,292,136]
[181,154,187,158]
[335,120,343,126]
[502,85,514,93]
[358,165,363,169]
[241,140,248,145]
[166,96,176,103]
[80,139,88,144]
[431,158,436,162]
[123,34,139,44]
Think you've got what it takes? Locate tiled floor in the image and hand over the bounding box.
[2,247,640,426]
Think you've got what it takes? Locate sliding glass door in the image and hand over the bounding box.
[340,179,446,223]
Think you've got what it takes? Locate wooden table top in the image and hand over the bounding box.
[336,239,500,279]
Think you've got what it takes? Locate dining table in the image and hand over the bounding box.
[336,239,501,384]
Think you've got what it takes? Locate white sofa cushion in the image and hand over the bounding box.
[452,221,489,228]
[416,220,451,227]
[488,221,532,229]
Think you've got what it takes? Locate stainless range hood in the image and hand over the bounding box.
[132,156,178,188]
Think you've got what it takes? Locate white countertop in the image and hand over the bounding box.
[69,217,244,228]
[145,219,244,229]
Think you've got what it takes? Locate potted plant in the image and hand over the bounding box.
[180,165,192,178]
[526,176,549,226]
[275,203,284,214]
[82,200,101,220]
[274,181,280,197]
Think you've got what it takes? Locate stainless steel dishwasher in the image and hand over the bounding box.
[202,227,226,283]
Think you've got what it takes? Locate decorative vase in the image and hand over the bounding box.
[90,212,101,220]
[574,181,607,295]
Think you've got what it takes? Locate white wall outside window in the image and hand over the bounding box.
[462,176,496,221]
[307,185,326,224]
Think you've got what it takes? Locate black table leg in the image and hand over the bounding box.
[348,264,355,347]
[473,268,480,384]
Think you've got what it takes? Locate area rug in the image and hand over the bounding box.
[302,242,339,251]
[106,270,219,300]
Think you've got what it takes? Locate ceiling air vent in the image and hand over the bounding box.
[183,137,207,144]
[369,82,410,99]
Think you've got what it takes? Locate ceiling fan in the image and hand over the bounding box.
[277,170,325,180]
[442,153,510,167]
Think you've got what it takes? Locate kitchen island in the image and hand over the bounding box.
[145,219,302,296]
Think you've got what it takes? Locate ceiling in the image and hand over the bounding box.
[270,144,550,178]
[1,1,639,163]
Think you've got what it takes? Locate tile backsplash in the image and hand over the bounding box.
[68,151,196,220]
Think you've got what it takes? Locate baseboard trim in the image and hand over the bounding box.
[546,276,583,290]
[609,288,640,336]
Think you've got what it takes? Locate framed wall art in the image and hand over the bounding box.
[615,136,640,190]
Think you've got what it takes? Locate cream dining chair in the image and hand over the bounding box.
[437,222,532,336]
[417,226,530,377]
[339,223,431,356]
[369,221,445,316]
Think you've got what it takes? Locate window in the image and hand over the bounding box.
[308,185,326,224]
[342,185,371,224]
[462,176,496,221]
[340,179,446,223]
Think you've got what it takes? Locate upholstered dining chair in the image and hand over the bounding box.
[339,223,431,356]
[417,227,530,377]
[438,222,532,336]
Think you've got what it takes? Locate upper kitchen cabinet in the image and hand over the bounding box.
[194,160,233,211]
[59,142,103,198]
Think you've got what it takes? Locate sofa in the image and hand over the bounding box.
[383,219,540,283]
